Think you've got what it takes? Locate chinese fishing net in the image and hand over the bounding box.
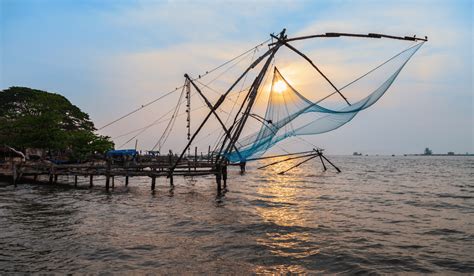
[226,42,424,162]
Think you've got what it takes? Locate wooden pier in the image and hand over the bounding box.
[0,155,230,193]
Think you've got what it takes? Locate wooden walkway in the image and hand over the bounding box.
[1,156,230,192]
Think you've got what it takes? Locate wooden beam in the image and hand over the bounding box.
[170,43,276,172]
[218,33,284,164]
[185,75,243,160]
[271,34,351,106]
[268,32,428,46]
[257,152,317,169]
[278,154,319,175]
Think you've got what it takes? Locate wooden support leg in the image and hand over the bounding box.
[169,174,174,186]
[112,176,115,189]
[54,174,58,184]
[49,165,54,184]
[194,147,197,172]
[151,176,156,191]
[223,165,228,190]
[74,175,78,187]
[321,154,341,173]
[318,152,327,171]
[239,161,246,173]
[216,165,222,193]
[105,159,111,192]
[125,175,129,186]
[12,163,17,187]
[105,175,110,191]
[89,175,93,188]
[278,154,319,175]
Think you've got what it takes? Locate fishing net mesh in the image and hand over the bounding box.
[226,42,424,162]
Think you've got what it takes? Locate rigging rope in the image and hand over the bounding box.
[115,84,253,148]
[111,45,258,148]
[152,81,187,151]
[98,38,271,131]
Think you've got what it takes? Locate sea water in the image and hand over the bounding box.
[1,156,473,274]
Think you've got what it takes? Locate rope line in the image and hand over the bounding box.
[98,38,271,130]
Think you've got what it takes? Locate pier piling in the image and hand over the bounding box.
[216,165,222,193]
[223,165,228,190]
[105,159,111,191]
[318,151,327,171]
[151,176,156,191]
[105,176,110,191]
[12,163,17,187]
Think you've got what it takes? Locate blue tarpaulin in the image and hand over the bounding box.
[106,149,137,157]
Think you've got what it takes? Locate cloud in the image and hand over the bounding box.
[3,0,470,153]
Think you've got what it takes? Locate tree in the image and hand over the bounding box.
[0,87,114,161]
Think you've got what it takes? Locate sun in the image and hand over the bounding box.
[273,80,287,94]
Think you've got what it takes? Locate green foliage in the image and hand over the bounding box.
[0,87,114,161]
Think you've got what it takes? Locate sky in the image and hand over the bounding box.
[1,0,472,155]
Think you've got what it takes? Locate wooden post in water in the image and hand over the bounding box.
[239,161,246,173]
[151,167,156,191]
[168,153,174,187]
[318,151,327,171]
[112,176,115,189]
[105,159,111,191]
[320,154,341,173]
[54,174,58,184]
[12,163,17,187]
[222,165,228,190]
[216,164,222,193]
[208,145,211,163]
[74,175,78,187]
[125,160,130,186]
[49,167,53,184]
[151,176,156,191]
[194,147,197,171]
[89,174,93,188]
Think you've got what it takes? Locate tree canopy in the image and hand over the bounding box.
[0,86,114,161]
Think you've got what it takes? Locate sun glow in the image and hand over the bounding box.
[273,80,287,94]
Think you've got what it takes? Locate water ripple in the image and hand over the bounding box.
[0,156,473,274]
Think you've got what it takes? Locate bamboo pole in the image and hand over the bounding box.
[278,154,319,175]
